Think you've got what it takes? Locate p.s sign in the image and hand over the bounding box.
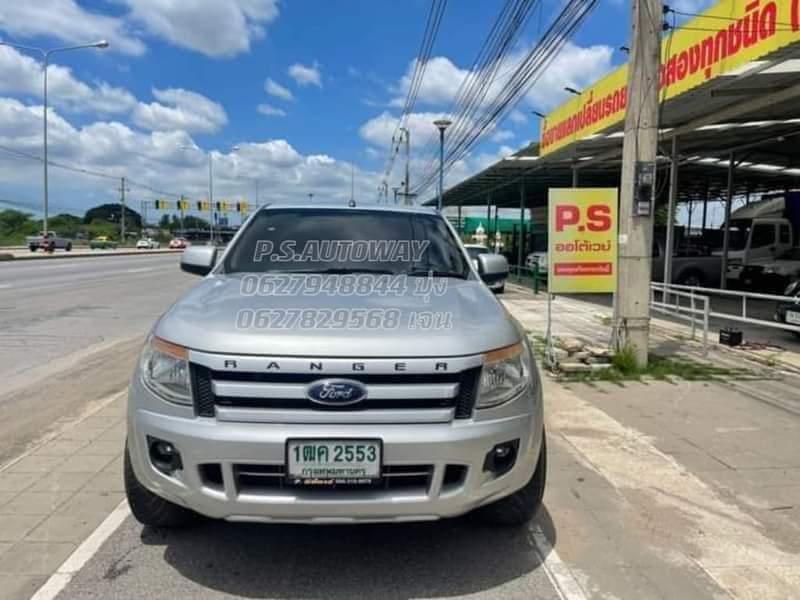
[548,188,618,293]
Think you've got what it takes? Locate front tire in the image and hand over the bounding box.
[124,443,197,528]
[477,434,546,526]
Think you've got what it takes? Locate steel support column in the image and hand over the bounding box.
[720,153,735,290]
[664,136,678,288]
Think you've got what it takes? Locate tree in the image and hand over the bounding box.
[0,209,38,244]
[83,204,142,230]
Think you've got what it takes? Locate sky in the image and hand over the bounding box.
[0,0,713,224]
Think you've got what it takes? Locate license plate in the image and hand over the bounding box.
[286,439,381,486]
[787,310,800,325]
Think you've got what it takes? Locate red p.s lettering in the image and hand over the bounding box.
[555,205,580,231]
[586,204,612,232]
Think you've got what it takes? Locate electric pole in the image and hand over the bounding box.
[400,127,411,205]
[118,177,129,244]
[613,0,662,366]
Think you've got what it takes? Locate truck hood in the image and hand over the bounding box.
[155,274,521,358]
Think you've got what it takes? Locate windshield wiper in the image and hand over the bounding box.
[404,269,468,279]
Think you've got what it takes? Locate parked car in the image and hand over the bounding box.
[26,231,72,252]
[136,238,161,249]
[773,280,800,337]
[125,204,545,528]
[89,236,118,250]
[651,239,722,287]
[169,237,188,249]
[525,252,548,276]
[464,244,508,293]
[741,247,800,294]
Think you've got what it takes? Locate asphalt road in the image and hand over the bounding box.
[0,253,195,462]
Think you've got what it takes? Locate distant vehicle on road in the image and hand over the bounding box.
[464,244,508,293]
[774,280,800,337]
[168,237,188,249]
[136,238,161,249]
[89,236,118,250]
[525,251,548,274]
[26,231,72,252]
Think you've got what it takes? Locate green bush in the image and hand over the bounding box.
[612,344,639,375]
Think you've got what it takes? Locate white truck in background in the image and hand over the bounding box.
[720,192,800,284]
[26,231,73,252]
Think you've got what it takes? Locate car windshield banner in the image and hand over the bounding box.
[548,188,618,294]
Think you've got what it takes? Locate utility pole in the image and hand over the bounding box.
[118,176,129,244]
[613,0,662,366]
[400,127,411,204]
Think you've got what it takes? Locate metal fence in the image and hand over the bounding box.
[508,264,548,294]
[650,283,711,355]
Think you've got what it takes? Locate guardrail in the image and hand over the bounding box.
[651,282,800,346]
[650,283,711,355]
[508,263,548,294]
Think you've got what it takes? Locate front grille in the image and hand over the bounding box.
[233,463,434,493]
[190,365,483,419]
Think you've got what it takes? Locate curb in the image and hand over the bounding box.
[7,249,182,261]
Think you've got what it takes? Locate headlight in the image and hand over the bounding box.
[476,341,532,409]
[140,336,192,405]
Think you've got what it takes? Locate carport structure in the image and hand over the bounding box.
[429,1,800,284]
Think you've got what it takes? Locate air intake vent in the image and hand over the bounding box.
[190,364,215,417]
[454,367,482,419]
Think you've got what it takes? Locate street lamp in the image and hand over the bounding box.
[180,144,239,243]
[564,86,582,95]
[0,39,109,235]
[433,118,452,212]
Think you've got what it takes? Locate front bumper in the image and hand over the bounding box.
[127,376,544,524]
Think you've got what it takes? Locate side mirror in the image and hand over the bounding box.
[476,253,509,291]
[181,246,217,276]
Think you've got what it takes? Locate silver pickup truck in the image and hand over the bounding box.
[126,203,546,527]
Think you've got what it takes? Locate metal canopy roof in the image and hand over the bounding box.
[429,44,800,211]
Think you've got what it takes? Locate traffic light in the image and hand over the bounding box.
[196,201,203,211]
[236,201,249,213]
[215,201,222,212]
[178,199,190,211]
[221,201,231,213]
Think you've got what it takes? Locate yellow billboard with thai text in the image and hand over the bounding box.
[548,188,618,293]
[540,0,800,156]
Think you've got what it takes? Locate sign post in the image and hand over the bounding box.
[545,188,619,366]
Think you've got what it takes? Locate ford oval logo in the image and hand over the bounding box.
[306,379,368,406]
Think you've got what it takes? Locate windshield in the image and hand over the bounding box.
[222,208,470,277]
[727,220,751,251]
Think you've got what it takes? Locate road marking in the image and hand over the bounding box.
[30,500,131,600]
[0,283,11,289]
[531,526,589,600]
[126,267,155,273]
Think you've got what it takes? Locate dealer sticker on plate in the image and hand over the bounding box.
[786,310,800,325]
[287,439,381,486]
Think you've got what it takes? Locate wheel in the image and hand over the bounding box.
[124,442,197,528]
[65,243,72,251]
[677,270,704,287]
[495,284,505,294]
[29,246,37,252]
[476,433,547,526]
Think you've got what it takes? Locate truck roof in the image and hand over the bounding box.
[256,202,439,216]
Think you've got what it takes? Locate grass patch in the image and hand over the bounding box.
[559,350,759,385]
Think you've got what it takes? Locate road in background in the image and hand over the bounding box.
[0,253,195,462]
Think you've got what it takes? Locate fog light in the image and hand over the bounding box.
[148,436,183,475]
[483,440,519,476]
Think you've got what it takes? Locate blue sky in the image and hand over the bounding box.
[0,0,710,220]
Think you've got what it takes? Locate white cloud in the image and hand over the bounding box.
[288,62,322,87]
[0,46,136,115]
[0,1,145,56]
[257,103,286,117]
[508,110,528,124]
[264,78,294,102]
[133,88,228,134]
[123,0,279,58]
[0,97,384,214]
[491,129,514,143]
[389,42,614,115]
[359,111,468,152]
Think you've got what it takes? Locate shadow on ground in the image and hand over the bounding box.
[140,506,557,599]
